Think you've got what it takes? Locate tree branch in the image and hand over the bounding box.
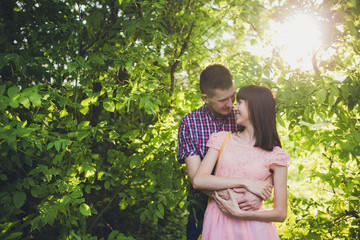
[88,187,122,232]
[312,50,320,74]
[169,21,195,94]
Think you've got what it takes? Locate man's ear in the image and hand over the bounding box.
[201,94,209,104]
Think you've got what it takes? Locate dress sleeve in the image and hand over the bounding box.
[206,131,230,151]
[268,147,290,167]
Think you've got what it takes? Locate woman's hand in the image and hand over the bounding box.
[243,179,273,200]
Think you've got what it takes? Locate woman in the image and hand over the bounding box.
[193,85,290,240]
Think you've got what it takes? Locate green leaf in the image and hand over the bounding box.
[13,127,32,137]
[9,100,19,108]
[140,96,159,115]
[153,213,159,224]
[0,84,6,95]
[70,188,83,199]
[54,140,62,152]
[140,210,147,223]
[44,208,57,226]
[155,210,164,219]
[22,87,34,97]
[276,114,285,128]
[109,130,120,140]
[108,230,120,240]
[0,95,10,110]
[67,61,78,73]
[104,181,110,190]
[70,230,82,240]
[13,191,26,208]
[119,199,128,210]
[129,155,141,169]
[76,55,86,67]
[317,89,327,105]
[7,86,19,98]
[59,109,68,118]
[78,121,90,129]
[19,96,30,109]
[81,98,91,107]
[53,151,66,164]
[77,131,91,141]
[350,129,360,143]
[103,99,115,112]
[341,85,350,99]
[79,106,89,115]
[85,185,92,194]
[47,142,54,150]
[79,203,91,216]
[89,55,105,65]
[84,164,96,178]
[157,203,164,216]
[6,135,17,151]
[29,93,42,107]
[61,195,71,205]
[328,87,339,107]
[262,67,271,78]
[304,106,312,120]
[5,232,23,240]
[0,174,8,181]
[154,2,164,9]
[31,186,44,198]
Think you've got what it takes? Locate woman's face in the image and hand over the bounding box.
[234,99,250,126]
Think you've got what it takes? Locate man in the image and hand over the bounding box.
[177,64,264,240]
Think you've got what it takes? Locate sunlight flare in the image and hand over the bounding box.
[271,14,322,70]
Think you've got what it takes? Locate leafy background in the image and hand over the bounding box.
[0,0,359,239]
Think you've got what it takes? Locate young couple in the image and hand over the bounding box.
[177,64,290,240]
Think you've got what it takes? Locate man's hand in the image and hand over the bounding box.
[214,190,243,217]
[216,188,244,201]
[235,174,274,210]
[234,188,262,211]
[242,179,273,200]
[215,188,262,213]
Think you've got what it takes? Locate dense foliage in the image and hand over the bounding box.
[0,0,359,239]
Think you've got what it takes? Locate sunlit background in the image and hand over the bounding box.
[270,14,322,70]
[248,12,325,71]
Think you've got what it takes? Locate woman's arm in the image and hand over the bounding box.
[214,164,288,222]
[193,147,273,200]
[184,155,215,198]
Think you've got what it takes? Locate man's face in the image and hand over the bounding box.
[202,85,236,116]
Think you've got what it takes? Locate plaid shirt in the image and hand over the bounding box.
[177,105,238,163]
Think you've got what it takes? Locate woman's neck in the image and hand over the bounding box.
[235,125,256,146]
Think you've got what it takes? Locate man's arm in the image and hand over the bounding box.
[214,166,288,222]
[179,120,268,210]
[235,174,273,210]
[185,155,214,197]
[185,155,244,199]
[186,153,270,209]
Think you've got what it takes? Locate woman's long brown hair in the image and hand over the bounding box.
[236,85,282,151]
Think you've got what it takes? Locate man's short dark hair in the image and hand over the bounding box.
[200,64,233,96]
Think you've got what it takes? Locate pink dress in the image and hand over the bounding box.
[201,131,290,240]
